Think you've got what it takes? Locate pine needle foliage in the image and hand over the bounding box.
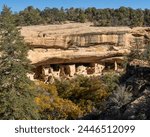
[0,5,39,120]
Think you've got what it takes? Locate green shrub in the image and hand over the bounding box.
[56,75,109,114]
[102,72,120,92]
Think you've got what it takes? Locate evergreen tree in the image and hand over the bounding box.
[2,6,148,27]
[130,9,144,27]
[78,10,86,23]
[127,38,143,61]
[0,6,39,119]
[142,43,150,63]
[18,6,43,26]
[144,9,150,26]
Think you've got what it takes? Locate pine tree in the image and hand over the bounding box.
[0,5,39,119]
[143,43,150,64]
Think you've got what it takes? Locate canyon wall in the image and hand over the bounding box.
[21,23,150,66]
[21,23,150,81]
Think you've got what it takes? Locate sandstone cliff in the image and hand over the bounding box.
[21,23,150,66]
[21,23,150,119]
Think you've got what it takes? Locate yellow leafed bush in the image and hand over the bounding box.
[35,81,83,120]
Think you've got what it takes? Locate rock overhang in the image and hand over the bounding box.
[20,23,150,66]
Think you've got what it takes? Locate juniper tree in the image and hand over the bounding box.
[0,6,39,119]
[142,43,150,64]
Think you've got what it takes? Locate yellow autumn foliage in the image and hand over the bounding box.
[35,81,83,120]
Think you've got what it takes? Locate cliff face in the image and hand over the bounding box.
[21,23,150,66]
[20,23,150,82]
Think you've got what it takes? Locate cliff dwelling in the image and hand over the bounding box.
[27,60,123,83]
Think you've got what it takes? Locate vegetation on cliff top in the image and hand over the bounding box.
[1,6,150,27]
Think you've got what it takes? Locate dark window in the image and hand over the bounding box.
[50,64,60,71]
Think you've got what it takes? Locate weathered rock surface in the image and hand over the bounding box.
[20,23,150,66]
[120,61,150,119]
[122,93,150,119]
